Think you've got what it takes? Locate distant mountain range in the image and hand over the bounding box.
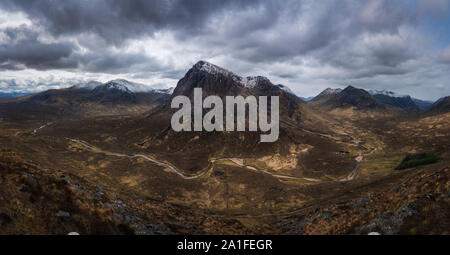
[76,79,174,94]
[367,89,433,111]
[310,86,441,113]
[0,80,173,120]
[0,61,447,121]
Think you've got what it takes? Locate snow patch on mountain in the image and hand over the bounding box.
[104,80,133,94]
[155,87,175,95]
[75,81,103,90]
[241,76,270,88]
[195,61,236,77]
[194,61,272,88]
[321,88,343,95]
[276,84,295,95]
[75,79,173,95]
[107,79,156,93]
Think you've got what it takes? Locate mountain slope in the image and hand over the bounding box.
[372,94,418,111]
[368,90,425,111]
[280,165,450,235]
[0,149,136,234]
[428,96,450,114]
[312,88,342,101]
[412,98,433,111]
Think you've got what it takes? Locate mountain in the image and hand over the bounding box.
[0,79,173,120]
[428,96,450,114]
[171,60,264,98]
[313,88,342,100]
[371,94,418,111]
[311,86,436,113]
[335,86,383,109]
[412,98,433,111]
[368,89,434,111]
[311,86,382,110]
[172,61,296,97]
[368,90,425,111]
[156,60,304,121]
[92,60,354,179]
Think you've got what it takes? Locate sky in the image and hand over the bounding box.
[0,0,449,101]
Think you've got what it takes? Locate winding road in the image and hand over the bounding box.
[32,122,53,135]
[66,137,211,180]
[32,121,376,183]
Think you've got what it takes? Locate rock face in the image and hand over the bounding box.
[172,61,250,98]
[172,61,290,98]
[165,60,303,120]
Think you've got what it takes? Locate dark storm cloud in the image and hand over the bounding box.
[0,25,167,73]
[75,51,170,74]
[0,0,449,100]
[0,26,77,70]
[0,0,417,72]
[0,0,264,73]
[0,0,258,45]
[218,0,415,65]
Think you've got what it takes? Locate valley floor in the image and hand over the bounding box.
[0,113,449,234]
